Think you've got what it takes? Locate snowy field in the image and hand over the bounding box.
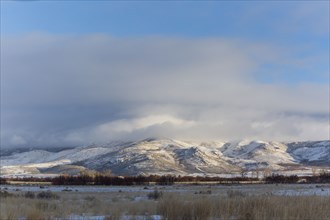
[1,183,330,196]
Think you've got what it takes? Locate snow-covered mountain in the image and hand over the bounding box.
[1,138,329,177]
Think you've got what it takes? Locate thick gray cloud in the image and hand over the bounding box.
[1,33,329,147]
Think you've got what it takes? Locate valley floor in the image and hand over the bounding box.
[1,184,329,220]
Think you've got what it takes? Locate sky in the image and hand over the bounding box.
[1,0,329,147]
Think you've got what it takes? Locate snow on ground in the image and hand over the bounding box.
[273,188,330,196]
[19,215,163,220]
[1,184,329,196]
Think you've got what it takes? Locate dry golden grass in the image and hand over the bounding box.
[157,193,330,220]
[0,191,158,219]
[0,188,329,219]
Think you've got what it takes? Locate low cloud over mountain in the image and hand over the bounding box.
[1,34,329,147]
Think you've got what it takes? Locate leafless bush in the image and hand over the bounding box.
[226,190,246,198]
[0,190,14,198]
[147,189,163,200]
[84,195,96,201]
[36,191,59,199]
[24,191,36,199]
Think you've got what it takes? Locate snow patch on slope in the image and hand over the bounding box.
[0,139,329,176]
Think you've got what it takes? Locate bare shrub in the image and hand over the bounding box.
[0,190,14,198]
[147,189,163,200]
[24,191,35,199]
[36,191,59,199]
[227,190,246,198]
[84,195,96,201]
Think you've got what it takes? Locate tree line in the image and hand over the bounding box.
[264,172,330,184]
[1,171,329,185]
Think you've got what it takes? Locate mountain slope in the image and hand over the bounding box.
[1,139,329,177]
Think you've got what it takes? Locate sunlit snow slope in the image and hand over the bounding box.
[1,138,329,177]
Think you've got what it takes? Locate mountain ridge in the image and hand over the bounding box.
[1,138,329,177]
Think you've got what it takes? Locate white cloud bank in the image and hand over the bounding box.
[1,34,329,147]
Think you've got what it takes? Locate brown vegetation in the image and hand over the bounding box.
[158,194,330,220]
[0,186,329,220]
